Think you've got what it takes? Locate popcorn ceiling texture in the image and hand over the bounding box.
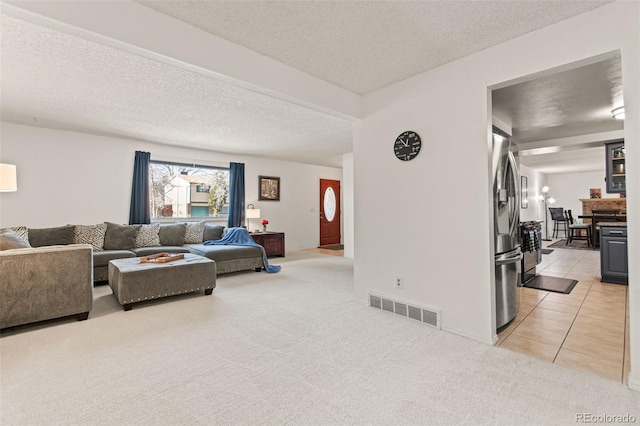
[0,2,612,168]
[137,0,611,94]
[0,15,353,168]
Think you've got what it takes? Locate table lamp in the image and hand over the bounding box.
[246,204,261,232]
[0,163,17,192]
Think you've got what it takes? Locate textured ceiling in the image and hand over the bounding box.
[493,56,624,174]
[0,15,353,168]
[493,57,623,144]
[519,147,606,175]
[136,0,611,94]
[0,1,619,171]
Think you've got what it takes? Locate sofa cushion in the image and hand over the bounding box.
[184,221,206,244]
[186,244,262,261]
[159,223,186,246]
[0,229,32,250]
[28,225,75,247]
[74,223,107,252]
[1,226,29,242]
[93,250,137,267]
[135,223,160,248]
[203,224,225,241]
[104,222,141,250]
[202,223,225,241]
[132,246,190,257]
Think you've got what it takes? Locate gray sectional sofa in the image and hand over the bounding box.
[3,222,265,283]
[0,222,264,329]
[0,243,93,329]
[92,223,265,281]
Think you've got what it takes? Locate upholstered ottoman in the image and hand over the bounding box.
[108,253,216,311]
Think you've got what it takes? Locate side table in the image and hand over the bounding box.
[250,231,285,257]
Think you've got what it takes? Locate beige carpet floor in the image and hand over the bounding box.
[1,250,638,425]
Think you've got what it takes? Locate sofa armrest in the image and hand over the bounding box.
[0,244,93,329]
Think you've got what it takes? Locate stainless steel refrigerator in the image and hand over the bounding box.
[492,131,522,330]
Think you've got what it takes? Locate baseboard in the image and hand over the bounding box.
[358,294,494,344]
[628,374,640,392]
[441,325,496,346]
[352,296,368,306]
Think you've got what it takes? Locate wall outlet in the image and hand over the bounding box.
[395,277,403,289]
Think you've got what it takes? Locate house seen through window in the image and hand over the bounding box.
[150,161,229,219]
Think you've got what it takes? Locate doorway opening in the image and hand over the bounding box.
[489,51,631,384]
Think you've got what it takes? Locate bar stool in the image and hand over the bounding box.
[549,207,568,238]
[565,209,591,246]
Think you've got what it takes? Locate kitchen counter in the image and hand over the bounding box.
[597,222,627,227]
[578,215,627,247]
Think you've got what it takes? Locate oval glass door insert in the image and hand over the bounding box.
[323,187,336,222]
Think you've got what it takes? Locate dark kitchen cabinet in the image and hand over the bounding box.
[605,140,625,193]
[600,226,627,284]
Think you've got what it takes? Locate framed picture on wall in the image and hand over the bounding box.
[258,176,280,201]
[521,176,528,209]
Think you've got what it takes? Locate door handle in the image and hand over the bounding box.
[496,252,523,266]
[507,150,520,236]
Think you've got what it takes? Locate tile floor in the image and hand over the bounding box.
[497,239,630,384]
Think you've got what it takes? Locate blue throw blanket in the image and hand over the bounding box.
[203,227,281,273]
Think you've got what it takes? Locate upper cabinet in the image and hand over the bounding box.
[605,140,625,193]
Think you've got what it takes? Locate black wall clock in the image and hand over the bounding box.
[394,131,421,161]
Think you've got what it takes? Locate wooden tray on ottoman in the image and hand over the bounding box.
[139,253,184,263]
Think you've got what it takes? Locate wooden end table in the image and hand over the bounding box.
[250,231,285,257]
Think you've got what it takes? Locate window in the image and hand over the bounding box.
[150,161,229,219]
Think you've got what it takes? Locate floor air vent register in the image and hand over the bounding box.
[369,293,440,329]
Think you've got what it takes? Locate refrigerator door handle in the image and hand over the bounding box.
[507,150,521,237]
[496,252,523,266]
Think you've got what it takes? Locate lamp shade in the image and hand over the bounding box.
[246,208,261,219]
[0,163,17,192]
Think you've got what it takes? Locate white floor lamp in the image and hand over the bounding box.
[538,186,555,241]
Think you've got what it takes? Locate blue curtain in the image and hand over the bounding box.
[228,162,245,228]
[129,151,151,225]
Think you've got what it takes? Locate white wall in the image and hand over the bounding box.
[354,0,639,378]
[0,123,342,252]
[546,169,620,216]
[521,167,620,236]
[342,153,354,259]
[519,164,544,223]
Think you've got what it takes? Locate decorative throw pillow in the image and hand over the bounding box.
[203,224,225,241]
[104,222,141,250]
[28,225,75,247]
[73,223,107,252]
[0,229,32,250]
[184,221,206,244]
[5,226,29,242]
[158,223,186,246]
[136,223,161,248]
